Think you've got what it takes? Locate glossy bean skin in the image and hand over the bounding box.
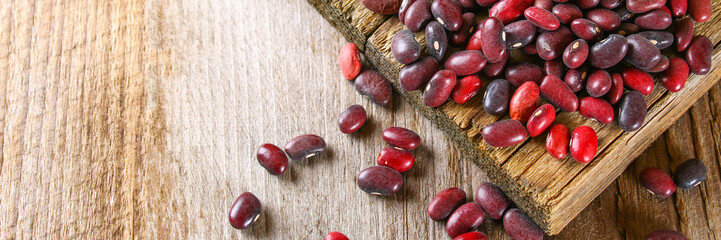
[377,147,415,173]
[607,73,624,104]
[615,5,636,21]
[589,34,628,69]
[431,0,464,31]
[634,10,672,30]
[645,230,688,240]
[510,81,540,123]
[506,63,544,87]
[661,57,689,93]
[647,55,670,73]
[625,34,662,70]
[398,0,416,25]
[453,75,483,104]
[450,13,477,46]
[338,105,367,134]
[536,26,574,60]
[355,70,392,105]
[229,192,262,230]
[545,59,566,80]
[675,18,694,52]
[563,39,589,69]
[586,8,621,31]
[445,50,487,76]
[339,43,361,80]
[688,0,711,22]
[428,188,467,221]
[481,17,508,63]
[466,29,483,51]
[525,7,560,30]
[622,67,654,95]
[257,144,288,175]
[564,67,588,92]
[527,104,556,137]
[674,158,707,190]
[685,35,713,75]
[637,31,674,50]
[474,182,510,220]
[482,119,528,147]
[382,127,421,150]
[541,74,579,112]
[600,0,623,8]
[546,124,569,159]
[284,134,327,161]
[404,0,433,32]
[426,21,449,61]
[483,79,512,115]
[570,126,598,163]
[357,166,404,196]
[626,0,666,13]
[484,52,510,77]
[446,203,486,238]
[553,3,582,24]
[476,0,500,7]
[362,0,402,15]
[670,0,688,17]
[392,30,421,64]
[618,91,647,132]
[586,70,612,97]
[424,70,457,107]
[489,0,534,24]
[580,97,614,124]
[576,0,600,9]
[503,208,544,240]
[454,232,489,240]
[640,167,676,198]
[570,18,603,41]
[325,232,350,240]
[504,20,537,49]
[399,57,439,91]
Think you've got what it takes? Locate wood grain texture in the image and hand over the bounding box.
[1,0,720,239]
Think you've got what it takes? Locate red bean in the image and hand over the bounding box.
[483,52,510,77]
[467,29,483,51]
[670,0,688,17]
[674,18,694,52]
[431,0,464,31]
[589,34,628,69]
[453,75,483,104]
[504,20,537,49]
[540,74,579,112]
[685,35,713,75]
[606,73,624,104]
[536,26,574,60]
[377,147,415,173]
[325,232,350,240]
[284,134,327,161]
[458,0,478,9]
[398,0,416,25]
[229,192,262,230]
[506,63,544,87]
[563,39,589,69]
[481,17,508,63]
[688,0,711,22]
[564,67,588,92]
[382,127,421,150]
[257,144,289,175]
[646,230,688,240]
[637,31,674,50]
[570,18,603,41]
[362,0,402,15]
[428,188,467,221]
[357,166,404,196]
[546,124,569,159]
[661,57,689,93]
[338,104,367,134]
[618,91,647,132]
[355,70,392,105]
[674,158,707,190]
[600,0,623,8]
[339,43,361,80]
[534,0,554,11]
[576,0,600,8]
[580,97,614,124]
[586,8,621,32]
[445,50,488,76]
[626,0,666,13]
[454,231,489,240]
[625,34,661,70]
[586,70,612,97]
[621,67,654,95]
[503,208,544,240]
[489,0,533,24]
[527,104,556,137]
[392,30,421,64]
[544,59,567,80]
[483,79,512,115]
[634,10,672,30]
[476,0,500,7]
[524,7,560,30]
[647,55,670,73]
[552,3,582,24]
[570,126,598,163]
[426,21,449,61]
[450,13,477,46]
[510,81,540,123]
[399,57,439,91]
[424,70,457,107]
[474,182,511,219]
[446,202,485,238]
[404,0,432,32]
[640,167,676,198]
[482,119,528,147]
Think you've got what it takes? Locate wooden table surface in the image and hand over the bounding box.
[1,0,719,239]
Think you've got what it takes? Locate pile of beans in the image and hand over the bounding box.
[357,127,421,195]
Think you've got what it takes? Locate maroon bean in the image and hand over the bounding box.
[637,31,674,50]
[524,7,560,30]
[453,75,483,104]
[474,182,510,219]
[382,127,421,150]
[489,0,533,24]
[552,3,582,24]
[688,0,711,22]
[564,67,588,92]
[404,0,432,32]
[570,18,603,41]
[675,18,694,52]
[229,192,262,230]
[284,134,327,161]
[426,21,448,61]
[670,0,688,17]
[339,43,361,80]
[576,0,600,8]
[446,203,486,238]
[546,124,569,159]
[476,0,500,7]
[376,147,415,173]
[432,0,464,31]
[640,167,675,198]
[586,8,620,32]
[338,104,367,134]
[325,232,350,240]
[544,59,567,79]
[510,81,540,123]
[625,34,662,70]
[607,73,624,104]
[399,57,439,91]
[622,67,654,95]
[398,0,416,24]
[503,208,544,240]
[589,34,628,69]
[616,23,640,36]
[257,144,288,175]
[600,0,623,8]
[428,188,467,221]
[634,10,672,30]
[534,0,554,11]
[424,70,457,107]
[523,42,539,55]
[467,28,483,51]
[392,30,421,64]
[454,232,489,240]
[481,17,508,63]
[483,79,512,115]
[506,63,544,87]
[362,0,402,15]
[674,158,707,190]
[563,39,589,69]
[586,70,612,97]
[458,0,478,9]
[450,13,477,46]
[527,104,556,137]
[627,0,666,13]
[504,20,537,49]
[618,91,647,132]
[541,74,579,112]
[580,97,614,124]
[661,57,689,93]
[445,50,488,76]
[357,166,403,196]
[355,70,392,105]
[483,52,510,77]
[646,230,688,240]
[570,126,597,163]
[647,55,670,73]
[685,35,713,75]
[482,119,528,147]
[536,26,573,60]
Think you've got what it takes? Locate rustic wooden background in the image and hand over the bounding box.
[1,0,719,239]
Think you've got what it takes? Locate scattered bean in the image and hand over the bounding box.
[339,43,361,80]
[338,105,367,134]
[355,70,392,105]
[474,182,511,220]
[257,143,288,175]
[674,158,707,190]
[424,70,457,107]
[357,166,404,196]
[325,232,350,240]
[284,134,327,161]
[377,147,415,173]
[382,127,421,150]
[446,203,486,238]
[428,188,467,221]
[482,119,528,147]
[546,124,569,159]
[483,79,512,115]
[640,167,676,198]
[503,208,544,240]
[570,126,598,163]
[229,192,262,230]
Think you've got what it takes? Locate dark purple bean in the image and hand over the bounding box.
[627,0,666,13]
[257,144,288,175]
[541,75,579,112]
[481,17,508,63]
[545,59,567,80]
[618,91,646,132]
[576,0,600,9]
[355,70,392,105]
[431,0,463,31]
[570,18,603,41]
[382,127,421,150]
[482,119,528,147]
[446,203,485,238]
[589,34,628,69]
[616,23,640,36]
[634,10,672,30]
[552,3,582,24]
[536,26,573,60]
[399,57,439,91]
[563,39,589,69]
[229,192,262,230]
[506,63,544,87]
[646,230,688,240]
[586,8,621,31]
[504,20,537,49]
[424,70,457,107]
[637,31,674,50]
[524,6,560,30]
[483,79,512,115]
[564,67,588,92]
[503,208,543,240]
[674,158,707,190]
[450,13,477,46]
[647,55,670,73]
[426,21,448,61]
[685,35,712,75]
[357,166,403,196]
[579,97,614,124]
[284,134,327,161]
[615,5,636,21]
[338,105,367,134]
[398,0,417,25]
[376,147,415,173]
[675,18,694,52]
[428,188,467,221]
[362,0,402,15]
[474,182,510,220]
[586,70,611,97]
[392,30,421,64]
[625,34,661,70]
[444,50,487,76]
[600,0,623,8]
[404,0,432,32]
[640,167,676,198]
[483,52,510,77]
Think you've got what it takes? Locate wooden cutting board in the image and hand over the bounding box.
[307,0,721,234]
